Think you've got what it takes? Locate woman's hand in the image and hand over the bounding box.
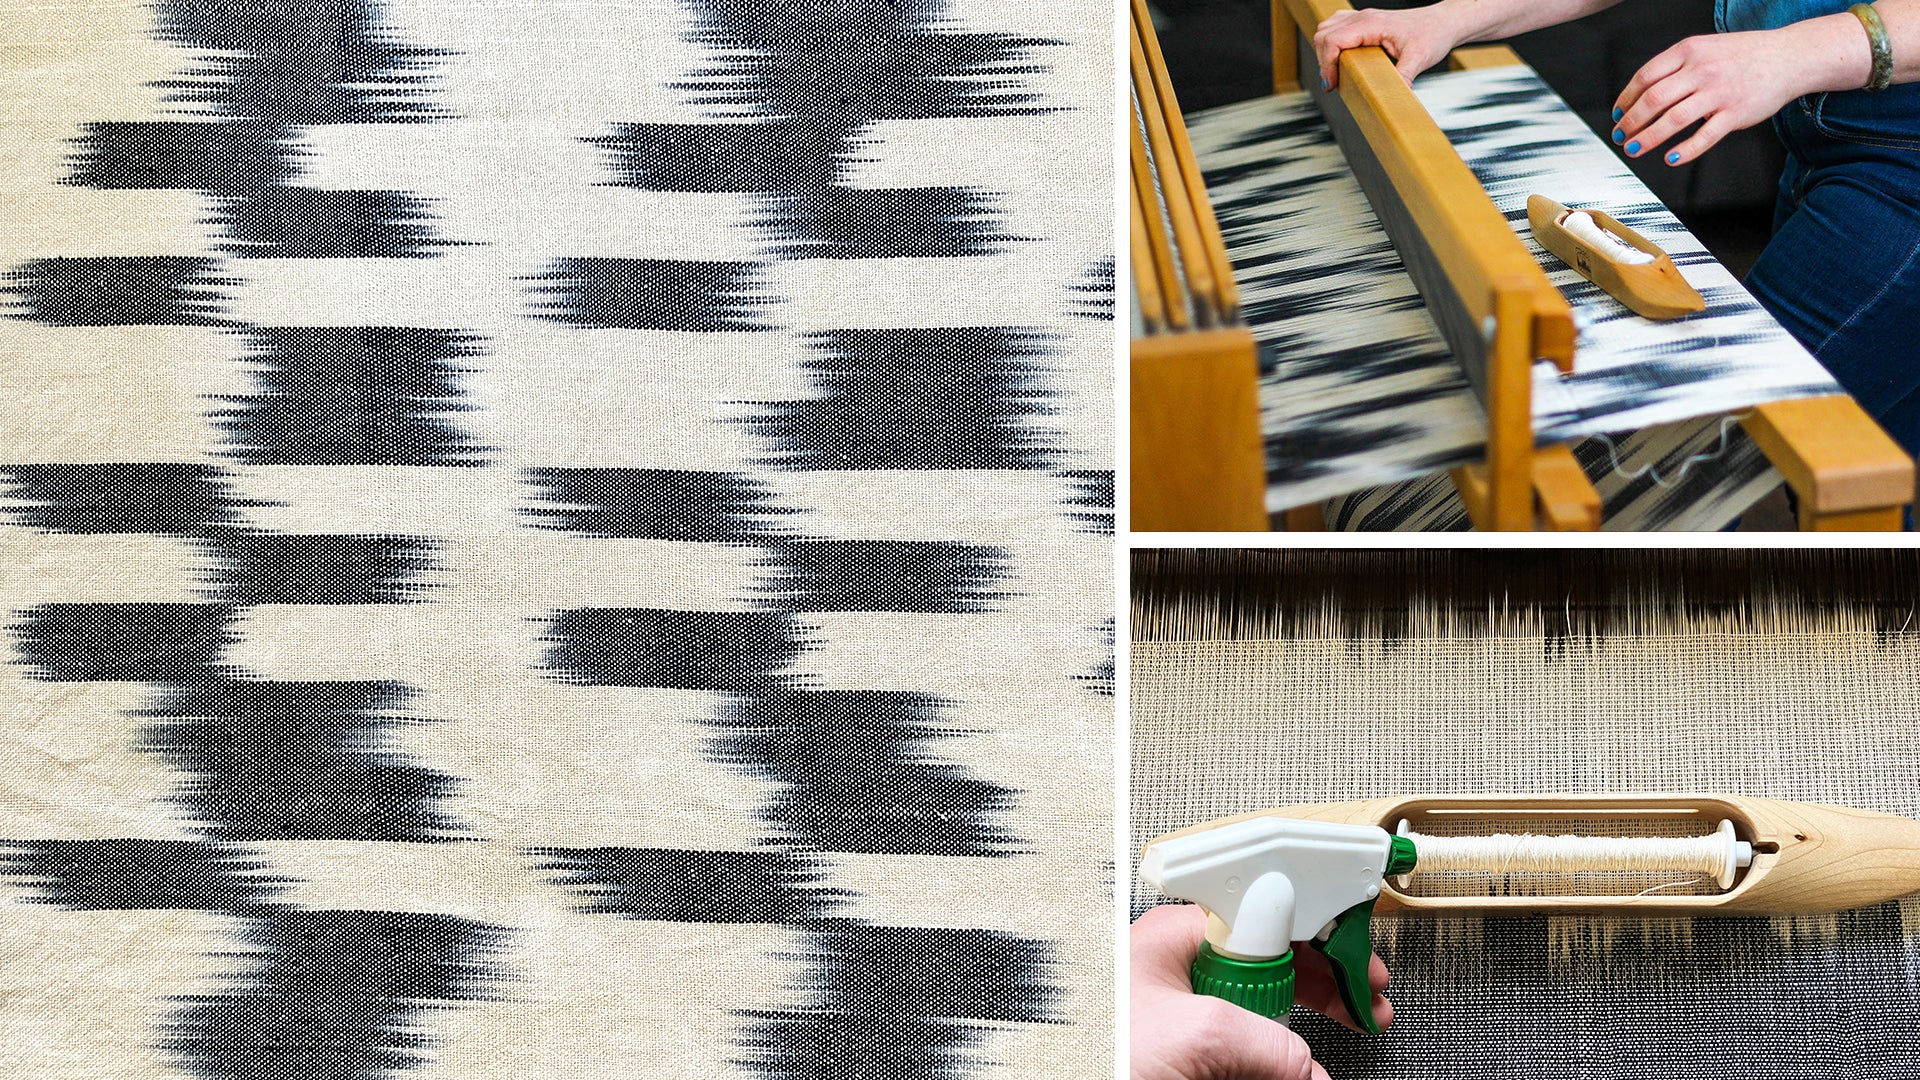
[1313,5,1467,90]
[1130,905,1393,1080]
[1611,29,1840,165]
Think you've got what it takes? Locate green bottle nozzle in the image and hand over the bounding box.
[1387,833,1419,877]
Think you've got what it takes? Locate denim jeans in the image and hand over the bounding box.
[1745,83,1920,460]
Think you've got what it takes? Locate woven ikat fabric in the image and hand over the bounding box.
[0,3,1114,1077]
[1185,66,1837,525]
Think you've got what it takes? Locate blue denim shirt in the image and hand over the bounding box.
[1717,0,1852,32]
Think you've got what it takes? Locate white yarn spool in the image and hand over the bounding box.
[1396,819,1751,890]
[1560,210,1656,265]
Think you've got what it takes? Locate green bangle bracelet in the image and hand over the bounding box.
[1850,2,1894,93]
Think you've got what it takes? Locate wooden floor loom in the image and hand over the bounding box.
[1128,0,1916,532]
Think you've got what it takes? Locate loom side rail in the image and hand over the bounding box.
[1741,397,1915,531]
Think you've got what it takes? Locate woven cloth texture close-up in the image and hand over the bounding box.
[0,2,1114,1077]
[1132,550,1920,1080]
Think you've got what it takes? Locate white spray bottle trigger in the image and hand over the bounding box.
[1139,817,1396,960]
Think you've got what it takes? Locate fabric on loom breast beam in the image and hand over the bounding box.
[0,2,1112,1080]
[1326,415,1782,531]
[1183,66,1834,520]
[1418,67,1837,439]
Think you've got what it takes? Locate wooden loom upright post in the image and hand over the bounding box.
[1272,0,1300,92]
[1454,279,1537,530]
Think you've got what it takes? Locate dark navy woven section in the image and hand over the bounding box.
[161,911,509,1080]
[0,839,286,910]
[711,691,1023,858]
[529,847,848,923]
[740,923,1062,1079]
[742,328,1063,471]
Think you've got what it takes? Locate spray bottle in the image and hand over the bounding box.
[1139,816,1417,1033]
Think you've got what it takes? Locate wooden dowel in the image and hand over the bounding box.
[1446,44,1525,70]
[1130,172,1169,334]
[1133,0,1241,321]
[1131,107,1189,332]
[1484,280,1535,530]
[1271,0,1301,92]
[1130,15,1219,325]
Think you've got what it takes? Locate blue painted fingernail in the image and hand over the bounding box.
[1626,140,1640,155]
[1612,128,1625,143]
[1667,151,1681,164]
[1321,77,1330,91]
[1611,106,1623,121]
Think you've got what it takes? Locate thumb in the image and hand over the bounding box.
[1393,43,1430,86]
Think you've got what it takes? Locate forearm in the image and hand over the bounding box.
[1778,0,1920,96]
[1428,0,1628,47]
[1886,0,1920,82]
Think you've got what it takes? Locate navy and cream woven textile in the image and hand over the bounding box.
[0,2,1113,1076]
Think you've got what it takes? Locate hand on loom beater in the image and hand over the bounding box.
[1130,905,1392,1080]
[1312,4,1463,88]
[1318,0,1920,162]
[1314,0,1623,90]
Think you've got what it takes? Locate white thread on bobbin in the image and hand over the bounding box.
[1396,819,1752,890]
[1560,210,1656,265]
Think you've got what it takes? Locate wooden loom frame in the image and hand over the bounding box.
[1129,0,1268,531]
[1129,0,1916,531]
